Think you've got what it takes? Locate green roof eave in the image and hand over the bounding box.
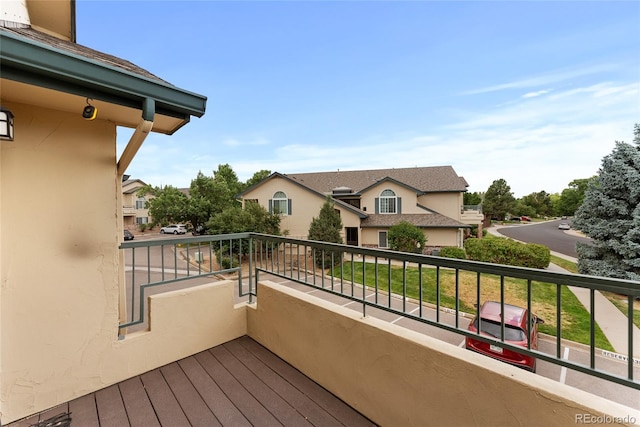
[0,30,206,123]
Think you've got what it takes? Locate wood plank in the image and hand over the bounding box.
[239,337,376,426]
[118,376,161,427]
[95,384,129,427]
[178,356,251,427]
[140,369,191,427]
[194,349,281,427]
[159,362,221,427]
[209,345,312,426]
[68,393,99,427]
[225,339,343,427]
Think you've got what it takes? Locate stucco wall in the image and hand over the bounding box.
[0,102,246,423]
[360,181,421,214]
[2,275,246,422]
[248,281,638,427]
[418,191,462,219]
[361,226,460,248]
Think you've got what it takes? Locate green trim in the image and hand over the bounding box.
[0,30,206,126]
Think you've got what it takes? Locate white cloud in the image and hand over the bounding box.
[461,63,618,95]
[523,90,550,98]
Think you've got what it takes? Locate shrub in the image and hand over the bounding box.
[438,247,467,259]
[139,223,147,232]
[388,221,426,254]
[464,238,550,269]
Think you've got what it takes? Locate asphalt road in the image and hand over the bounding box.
[495,219,592,258]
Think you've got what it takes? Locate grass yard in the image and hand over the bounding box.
[331,262,614,351]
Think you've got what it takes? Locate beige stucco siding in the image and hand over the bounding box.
[360,181,422,214]
[417,192,463,219]
[362,226,460,248]
[243,176,361,241]
[1,102,121,420]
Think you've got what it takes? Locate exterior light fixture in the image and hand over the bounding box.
[0,108,14,140]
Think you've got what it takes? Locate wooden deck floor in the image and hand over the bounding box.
[8,336,375,427]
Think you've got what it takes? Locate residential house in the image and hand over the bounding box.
[122,178,152,230]
[239,166,483,251]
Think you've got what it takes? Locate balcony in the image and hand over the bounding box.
[461,204,484,224]
[6,233,640,425]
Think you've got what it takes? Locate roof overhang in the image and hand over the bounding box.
[0,29,207,134]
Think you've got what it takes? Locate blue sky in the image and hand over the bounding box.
[76,1,639,197]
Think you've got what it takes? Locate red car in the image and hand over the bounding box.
[465,301,543,372]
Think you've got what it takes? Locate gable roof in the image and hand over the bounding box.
[285,166,469,195]
[240,172,368,218]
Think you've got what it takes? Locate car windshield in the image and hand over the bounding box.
[473,318,526,341]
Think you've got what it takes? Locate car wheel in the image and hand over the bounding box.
[160,230,165,234]
[174,230,178,234]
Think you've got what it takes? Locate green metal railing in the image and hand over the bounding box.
[120,233,640,391]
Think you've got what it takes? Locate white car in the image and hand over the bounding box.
[558,222,571,230]
[160,224,187,234]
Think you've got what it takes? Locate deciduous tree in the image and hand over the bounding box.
[388,221,425,254]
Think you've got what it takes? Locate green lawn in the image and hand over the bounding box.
[548,255,640,329]
[331,262,614,351]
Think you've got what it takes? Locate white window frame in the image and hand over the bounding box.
[379,189,397,214]
[273,191,289,215]
[135,197,146,209]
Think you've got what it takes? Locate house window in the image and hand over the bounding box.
[136,217,148,224]
[135,197,146,209]
[379,189,397,214]
[378,231,388,248]
[271,191,290,215]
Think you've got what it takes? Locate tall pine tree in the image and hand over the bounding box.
[573,124,640,281]
[308,197,343,267]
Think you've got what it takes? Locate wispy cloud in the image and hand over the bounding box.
[461,63,618,96]
[523,90,550,98]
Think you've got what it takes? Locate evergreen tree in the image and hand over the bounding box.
[573,124,640,281]
[308,197,343,267]
[483,179,516,220]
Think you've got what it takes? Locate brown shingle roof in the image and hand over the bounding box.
[1,27,169,84]
[286,166,468,194]
[361,213,469,228]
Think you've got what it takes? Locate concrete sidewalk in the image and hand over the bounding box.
[489,224,640,357]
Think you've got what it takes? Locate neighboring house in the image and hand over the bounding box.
[0,1,206,422]
[122,178,153,229]
[239,166,483,251]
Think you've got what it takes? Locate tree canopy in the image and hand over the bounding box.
[482,179,516,220]
[573,124,640,281]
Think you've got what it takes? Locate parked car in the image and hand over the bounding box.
[509,217,521,221]
[192,225,206,235]
[520,216,531,222]
[160,224,187,234]
[123,229,134,241]
[558,222,571,230]
[465,301,543,372]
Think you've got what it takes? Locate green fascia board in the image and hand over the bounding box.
[0,30,206,120]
